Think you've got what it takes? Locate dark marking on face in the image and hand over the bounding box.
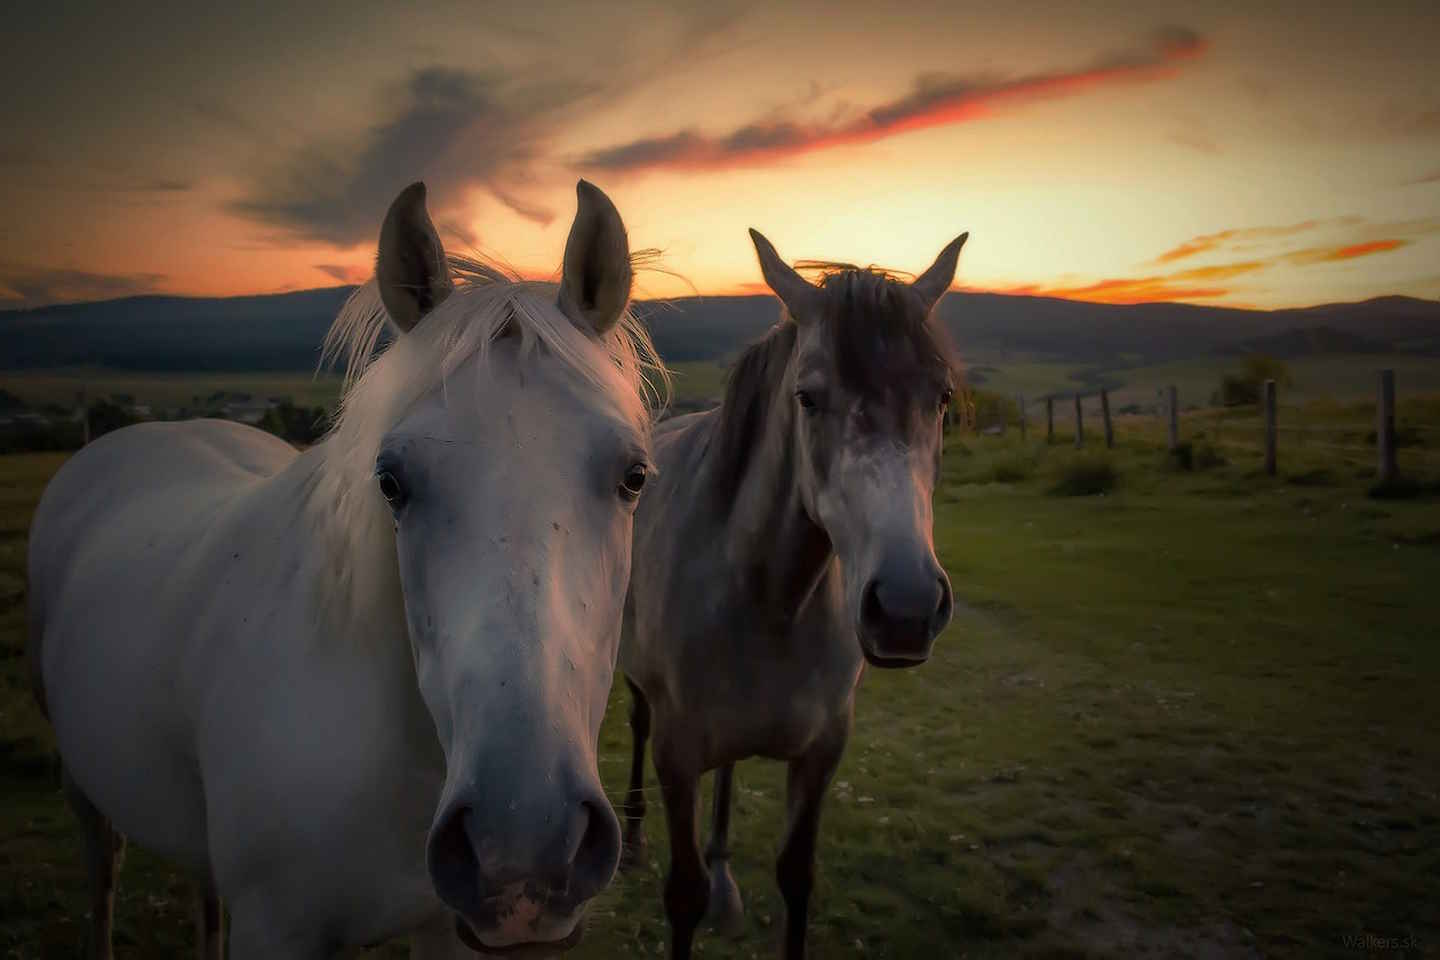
[709,267,958,501]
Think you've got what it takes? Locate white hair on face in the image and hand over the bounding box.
[300,253,669,638]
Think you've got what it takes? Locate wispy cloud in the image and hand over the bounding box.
[1151,220,1349,264]
[578,27,1205,174]
[1283,239,1409,264]
[230,67,570,247]
[1155,218,1436,267]
[0,263,167,308]
[312,263,369,284]
[983,225,1422,305]
[986,260,1266,305]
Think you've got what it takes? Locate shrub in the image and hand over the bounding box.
[1219,354,1292,407]
[1164,440,1226,473]
[1364,426,1423,448]
[990,452,1036,483]
[258,402,331,445]
[1048,453,1118,496]
[1287,468,1338,487]
[1368,476,1429,500]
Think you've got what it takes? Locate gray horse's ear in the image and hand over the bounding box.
[749,229,820,322]
[376,182,453,333]
[558,180,632,337]
[911,233,969,313]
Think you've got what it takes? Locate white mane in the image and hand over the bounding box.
[302,254,668,637]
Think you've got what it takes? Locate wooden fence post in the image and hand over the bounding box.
[1073,394,1084,449]
[1167,385,1179,451]
[1018,394,1027,441]
[1263,379,1277,476]
[1100,389,1113,449]
[1046,396,1054,444]
[1377,369,1397,486]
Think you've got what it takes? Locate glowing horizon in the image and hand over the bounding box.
[2,3,1438,311]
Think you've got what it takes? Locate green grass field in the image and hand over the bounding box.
[3,400,1439,958]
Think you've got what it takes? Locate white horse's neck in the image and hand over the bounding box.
[274,437,408,652]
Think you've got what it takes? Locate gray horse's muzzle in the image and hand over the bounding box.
[426,764,620,951]
[857,551,953,667]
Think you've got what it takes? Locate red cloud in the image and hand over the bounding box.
[581,28,1205,174]
[981,276,1232,305]
[1283,239,1409,264]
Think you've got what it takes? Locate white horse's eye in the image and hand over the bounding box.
[619,464,648,500]
[377,470,405,506]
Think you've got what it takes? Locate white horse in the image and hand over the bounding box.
[27,180,664,958]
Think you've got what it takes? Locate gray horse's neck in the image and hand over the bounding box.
[711,358,835,627]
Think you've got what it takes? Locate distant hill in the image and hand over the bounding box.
[0,288,357,371]
[1217,325,1392,358]
[3,286,1437,372]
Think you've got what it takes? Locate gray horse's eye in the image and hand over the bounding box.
[619,464,648,500]
[795,390,817,411]
[377,470,406,507]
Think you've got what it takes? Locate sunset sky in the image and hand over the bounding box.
[3,1,1438,310]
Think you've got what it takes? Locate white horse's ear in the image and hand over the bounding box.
[558,180,632,337]
[748,229,821,323]
[377,181,453,333]
[911,233,969,313]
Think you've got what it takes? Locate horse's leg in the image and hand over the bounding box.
[703,763,744,936]
[192,880,223,960]
[653,737,707,960]
[775,728,848,960]
[620,675,651,871]
[64,770,125,960]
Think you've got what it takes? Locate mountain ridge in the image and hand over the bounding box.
[3,287,1437,372]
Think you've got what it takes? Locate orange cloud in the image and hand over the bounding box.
[1151,220,1337,264]
[580,27,1205,174]
[980,276,1231,305]
[1283,239,1409,264]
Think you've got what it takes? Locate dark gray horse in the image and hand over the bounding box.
[619,228,967,958]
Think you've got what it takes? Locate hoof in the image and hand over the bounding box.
[705,859,745,937]
[619,834,648,874]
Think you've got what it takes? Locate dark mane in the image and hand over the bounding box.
[710,320,798,501]
[707,266,959,503]
[807,265,958,397]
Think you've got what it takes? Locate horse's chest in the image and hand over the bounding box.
[677,636,860,766]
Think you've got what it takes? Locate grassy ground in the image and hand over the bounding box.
[2,400,1438,958]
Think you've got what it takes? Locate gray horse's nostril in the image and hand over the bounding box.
[931,575,954,633]
[426,790,621,918]
[861,579,884,628]
[569,796,622,900]
[428,806,480,914]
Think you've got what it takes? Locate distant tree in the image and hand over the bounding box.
[87,398,141,439]
[1220,354,1292,407]
[1242,355,1292,388]
[258,402,331,445]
